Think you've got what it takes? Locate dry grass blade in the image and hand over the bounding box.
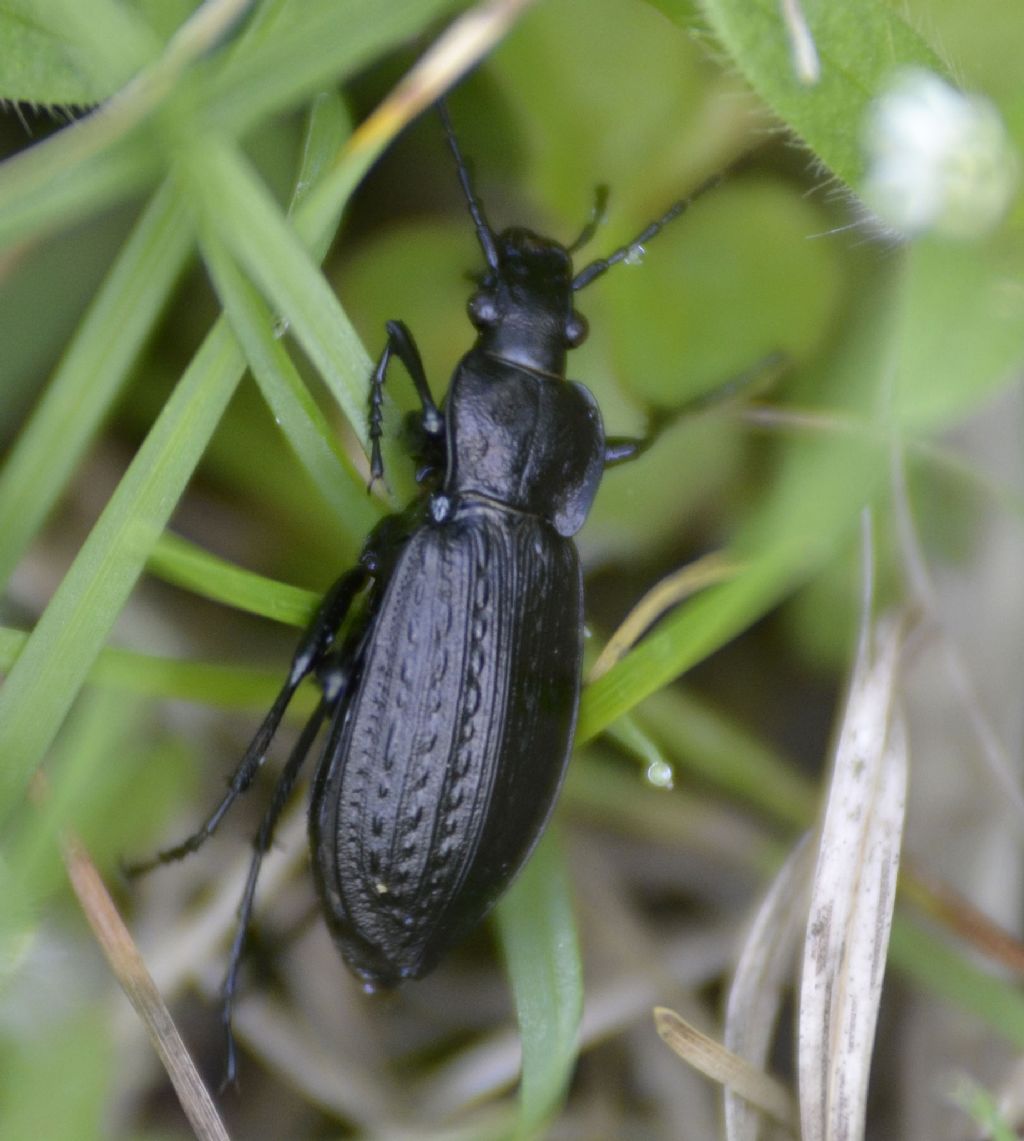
[798,616,909,1141]
[58,822,229,1140]
[588,552,738,681]
[349,0,539,155]
[654,1007,796,1129]
[724,836,814,1141]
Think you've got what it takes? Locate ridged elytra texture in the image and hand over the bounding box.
[311,498,581,986]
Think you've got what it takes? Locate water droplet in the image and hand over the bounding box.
[646,760,674,790]
[624,244,646,266]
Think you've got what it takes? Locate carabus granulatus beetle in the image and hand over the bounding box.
[129,101,722,1082]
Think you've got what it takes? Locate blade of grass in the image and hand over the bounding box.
[578,543,811,744]
[57,814,229,1141]
[197,218,376,524]
[0,0,452,252]
[0,179,193,589]
[0,625,296,708]
[178,135,373,446]
[147,532,318,625]
[889,916,1024,1050]
[200,0,465,139]
[0,317,245,822]
[495,826,583,1140]
[0,134,162,252]
[193,90,382,530]
[0,56,401,822]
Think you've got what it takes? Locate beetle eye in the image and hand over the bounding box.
[564,311,588,347]
[467,292,499,328]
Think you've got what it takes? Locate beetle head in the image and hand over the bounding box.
[466,227,588,375]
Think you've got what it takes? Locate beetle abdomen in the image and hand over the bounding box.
[310,497,582,987]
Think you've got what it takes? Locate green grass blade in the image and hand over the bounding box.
[201,0,462,138]
[579,544,810,744]
[0,180,193,589]
[178,135,372,445]
[889,916,1024,1050]
[0,626,289,709]
[0,101,378,821]
[496,827,583,1140]
[197,212,376,529]
[0,135,161,250]
[147,533,318,626]
[189,92,382,530]
[0,319,245,822]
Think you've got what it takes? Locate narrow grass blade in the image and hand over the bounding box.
[147,533,318,626]
[0,180,193,589]
[178,136,372,445]
[201,0,465,138]
[58,819,229,1141]
[495,827,583,1140]
[655,1007,796,1132]
[798,617,908,1141]
[198,211,376,525]
[725,836,813,1141]
[0,320,245,822]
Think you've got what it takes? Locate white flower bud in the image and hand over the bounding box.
[862,68,1019,239]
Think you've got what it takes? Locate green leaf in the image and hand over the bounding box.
[0,0,160,104]
[496,828,583,1140]
[892,236,1024,429]
[678,0,948,185]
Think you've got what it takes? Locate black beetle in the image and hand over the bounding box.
[130,103,722,1081]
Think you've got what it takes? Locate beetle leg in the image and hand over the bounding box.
[368,319,445,486]
[220,695,332,1089]
[124,567,369,876]
[603,352,788,469]
[603,436,649,467]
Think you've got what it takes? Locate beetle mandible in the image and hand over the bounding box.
[130,102,723,1082]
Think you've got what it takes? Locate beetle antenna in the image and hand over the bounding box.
[566,185,610,255]
[571,167,726,291]
[437,100,500,273]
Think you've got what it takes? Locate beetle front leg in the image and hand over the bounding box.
[124,567,369,876]
[368,319,445,486]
